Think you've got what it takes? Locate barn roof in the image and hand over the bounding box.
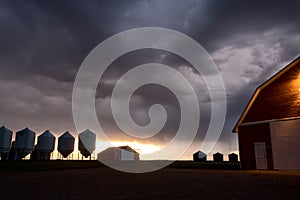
[117,146,139,154]
[101,146,139,154]
[233,56,300,133]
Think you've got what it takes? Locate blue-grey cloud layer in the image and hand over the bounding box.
[1,0,300,155]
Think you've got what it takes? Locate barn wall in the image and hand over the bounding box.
[243,61,300,123]
[134,153,139,160]
[121,149,135,160]
[97,148,115,161]
[270,119,300,170]
[98,148,139,161]
[238,123,273,170]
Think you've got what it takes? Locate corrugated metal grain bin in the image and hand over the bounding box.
[15,127,36,159]
[78,129,96,158]
[37,130,55,152]
[36,130,56,160]
[57,131,75,158]
[0,126,13,160]
[213,152,224,162]
[0,126,13,152]
[193,150,207,162]
[228,153,238,162]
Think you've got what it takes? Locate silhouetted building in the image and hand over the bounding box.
[0,126,12,160]
[193,150,207,162]
[228,153,238,162]
[57,131,75,159]
[78,129,96,159]
[234,56,300,170]
[213,152,224,162]
[15,128,35,159]
[36,130,55,160]
[98,146,139,161]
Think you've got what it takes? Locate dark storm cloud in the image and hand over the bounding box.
[1,0,300,157]
[190,0,300,51]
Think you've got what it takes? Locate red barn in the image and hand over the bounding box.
[233,56,300,170]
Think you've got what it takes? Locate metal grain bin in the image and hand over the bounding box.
[228,153,238,162]
[193,150,207,162]
[37,130,55,152]
[57,131,75,158]
[0,126,13,160]
[0,126,13,152]
[213,152,224,162]
[15,127,36,159]
[78,129,96,158]
[36,130,56,160]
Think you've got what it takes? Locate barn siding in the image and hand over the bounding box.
[239,123,274,170]
[270,119,300,170]
[244,61,300,123]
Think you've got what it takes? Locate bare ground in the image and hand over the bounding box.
[1,167,300,200]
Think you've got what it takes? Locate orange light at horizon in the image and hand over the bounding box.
[95,140,162,159]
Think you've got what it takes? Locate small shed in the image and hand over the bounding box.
[233,56,300,170]
[193,150,207,162]
[213,152,224,162]
[97,146,139,161]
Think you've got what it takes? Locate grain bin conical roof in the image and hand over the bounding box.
[37,130,55,152]
[58,131,75,158]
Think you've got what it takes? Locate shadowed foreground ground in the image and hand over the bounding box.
[0,162,300,199]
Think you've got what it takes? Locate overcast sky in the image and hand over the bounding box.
[1,0,300,159]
